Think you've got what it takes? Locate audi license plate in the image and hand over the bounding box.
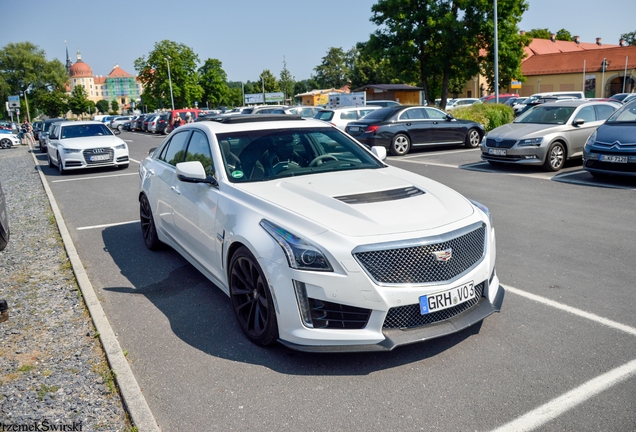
[488,148,506,156]
[90,154,110,162]
[419,281,475,315]
[599,154,628,163]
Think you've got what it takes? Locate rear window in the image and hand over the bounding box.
[315,111,335,121]
[361,107,395,121]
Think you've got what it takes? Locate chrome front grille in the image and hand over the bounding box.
[353,223,486,285]
[383,282,484,329]
[486,138,516,148]
[83,148,114,164]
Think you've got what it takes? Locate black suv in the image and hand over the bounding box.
[38,118,66,153]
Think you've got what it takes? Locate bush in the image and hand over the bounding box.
[449,103,514,132]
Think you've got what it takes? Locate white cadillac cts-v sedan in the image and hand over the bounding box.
[139,115,503,352]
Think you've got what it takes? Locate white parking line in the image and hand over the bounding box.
[491,358,636,432]
[51,172,139,183]
[504,284,636,336]
[393,148,479,159]
[77,220,140,231]
[491,284,636,431]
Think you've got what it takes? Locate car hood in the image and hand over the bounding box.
[595,123,636,145]
[237,167,474,237]
[59,135,125,148]
[488,122,562,139]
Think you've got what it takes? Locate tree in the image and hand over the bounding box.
[348,41,399,90]
[621,31,636,45]
[68,85,91,118]
[199,58,231,108]
[96,99,110,114]
[555,29,572,41]
[279,58,295,104]
[314,47,351,88]
[32,89,68,118]
[0,41,68,119]
[134,40,203,109]
[526,28,551,39]
[110,100,119,113]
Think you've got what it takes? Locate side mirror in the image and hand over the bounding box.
[572,118,585,126]
[113,129,121,135]
[371,146,387,161]
[175,161,218,186]
[446,113,455,120]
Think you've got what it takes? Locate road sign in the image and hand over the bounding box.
[8,95,19,108]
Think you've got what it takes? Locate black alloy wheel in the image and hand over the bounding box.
[229,246,279,346]
[139,194,161,250]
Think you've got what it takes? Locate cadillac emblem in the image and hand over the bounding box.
[432,248,453,262]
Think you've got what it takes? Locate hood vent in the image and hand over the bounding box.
[335,186,425,204]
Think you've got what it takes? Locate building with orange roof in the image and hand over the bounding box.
[68,49,143,113]
[457,35,635,100]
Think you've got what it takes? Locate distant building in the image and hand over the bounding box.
[67,49,142,112]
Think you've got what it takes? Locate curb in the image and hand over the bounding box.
[28,145,160,432]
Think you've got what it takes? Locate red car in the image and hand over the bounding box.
[480,93,519,104]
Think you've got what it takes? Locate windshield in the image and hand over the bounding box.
[60,124,114,139]
[514,106,575,124]
[217,127,384,183]
[606,102,636,123]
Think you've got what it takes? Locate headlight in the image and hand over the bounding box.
[469,199,493,226]
[63,148,81,153]
[585,130,597,148]
[260,219,333,271]
[517,137,543,146]
[115,143,127,150]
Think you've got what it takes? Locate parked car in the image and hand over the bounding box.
[481,100,620,171]
[249,105,287,115]
[314,106,381,130]
[284,106,323,118]
[46,121,129,174]
[38,117,67,153]
[163,109,203,134]
[345,105,485,156]
[154,113,171,134]
[583,99,636,178]
[32,121,43,140]
[366,100,401,107]
[138,115,502,351]
[123,121,132,131]
[142,115,158,132]
[608,93,636,105]
[513,91,585,114]
[446,98,480,111]
[134,115,146,131]
[146,115,163,133]
[109,116,133,131]
[480,93,520,104]
[0,130,20,149]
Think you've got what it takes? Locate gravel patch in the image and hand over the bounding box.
[0,144,131,431]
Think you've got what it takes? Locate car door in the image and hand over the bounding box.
[568,105,602,157]
[424,107,464,144]
[397,107,431,145]
[171,130,222,279]
[152,130,191,239]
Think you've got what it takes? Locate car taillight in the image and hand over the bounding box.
[364,125,380,134]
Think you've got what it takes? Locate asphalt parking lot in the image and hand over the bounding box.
[36,132,636,431]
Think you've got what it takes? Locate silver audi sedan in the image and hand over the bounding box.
[481,100,620,171]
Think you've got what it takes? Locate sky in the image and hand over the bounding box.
[2,0,634,84]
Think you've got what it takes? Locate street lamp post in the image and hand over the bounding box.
[493,0,499,104]
[166,56,175,110]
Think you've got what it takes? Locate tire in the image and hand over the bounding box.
[57,153,65,175]
[389,133,411,156]
[543,142,566,172]
[229,246,279,346]
[117,125,123,131]
[0,138,11,149]
[39,140,47,153]
[465,128,481,148]
[139,194,162,250]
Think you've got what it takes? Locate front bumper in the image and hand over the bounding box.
[583,148,636,177]
[480,142,548,165]
[60,148,129,170]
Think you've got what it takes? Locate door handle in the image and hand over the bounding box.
[171,186,181,195]
[406,122,412,126]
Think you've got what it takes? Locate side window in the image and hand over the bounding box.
[576,106,596,123]
[595,105,616,121]
[340,111,357,120]
[185,131,214,176]
[424,108,448,120]
[159,131,190,166]
[400,108,426,120]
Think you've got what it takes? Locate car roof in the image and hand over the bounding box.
[319,106,380,112]
[535,100,617,108]
[184,114,332,133]
[55,120,107,126]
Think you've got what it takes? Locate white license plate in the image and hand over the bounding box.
[488,148,506,156]
[599,154,628,163]
[348,126,359,132]
[90,154,110,161]
[419,281,475,315]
